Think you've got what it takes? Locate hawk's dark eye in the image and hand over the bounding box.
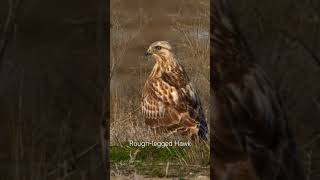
[155,46,162,50]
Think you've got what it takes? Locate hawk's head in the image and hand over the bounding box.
[145,41,174,61]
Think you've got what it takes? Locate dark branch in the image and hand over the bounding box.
[47,143,99,177]
[278,29,320,68]
[0,0,23,69]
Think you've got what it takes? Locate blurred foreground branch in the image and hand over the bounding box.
[0,0,23,69]
[47,143,99,178]
[278,30,320,68]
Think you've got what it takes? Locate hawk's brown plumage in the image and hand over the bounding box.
[211,0,305,180]
[142,41,207,139]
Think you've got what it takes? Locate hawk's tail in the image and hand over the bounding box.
[197,106,208,140]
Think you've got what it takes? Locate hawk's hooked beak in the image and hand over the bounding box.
[145,48,152,57]
[145,52,152,57]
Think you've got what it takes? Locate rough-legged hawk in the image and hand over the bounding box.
[142,41,208,140]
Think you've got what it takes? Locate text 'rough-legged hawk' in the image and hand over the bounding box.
[142,41,208,140]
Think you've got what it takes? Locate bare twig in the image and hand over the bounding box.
[110,4,147,79]
[277,29,320,68]
[47,143,99,177]
[304,134,320,149]
[248,8,320,68]
[315,96,320,111]
[165,161,170,178]
[0,0,23,69]
[306,150,313,180]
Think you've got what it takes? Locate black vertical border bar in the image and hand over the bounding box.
[99,0,110,178]
[209,0,214,179]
